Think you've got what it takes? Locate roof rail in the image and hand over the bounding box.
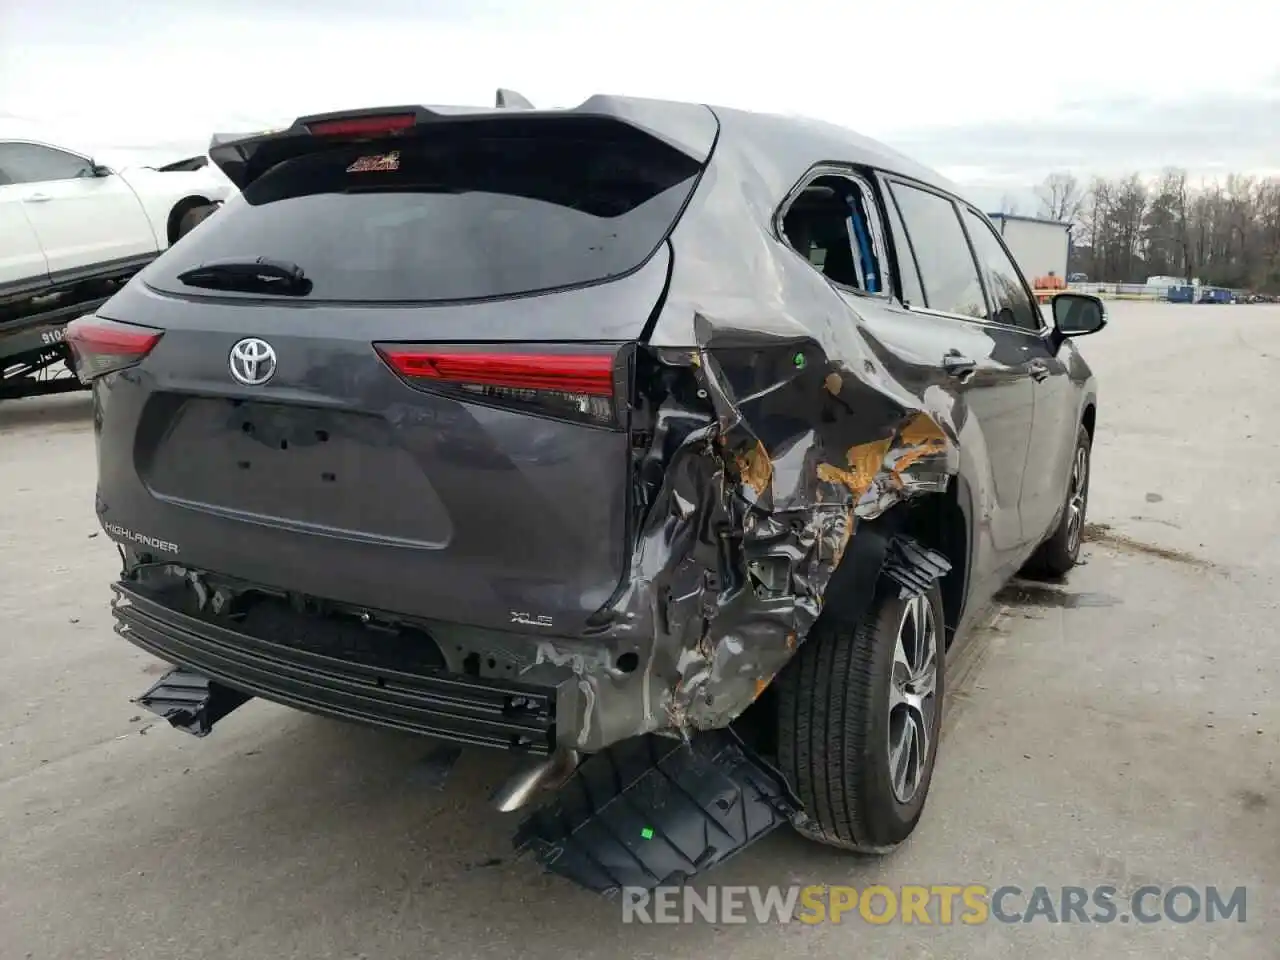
[495,88,534,109]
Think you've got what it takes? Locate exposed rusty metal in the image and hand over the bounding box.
[816,437,894,502]
[735,439,774,497]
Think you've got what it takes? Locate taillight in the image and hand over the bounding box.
[64,316,163,383]
[306,114,416,137]
[376,345,625,426]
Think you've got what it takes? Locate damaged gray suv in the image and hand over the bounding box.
[69,92,1105,893]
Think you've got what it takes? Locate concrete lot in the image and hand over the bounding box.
[2,302,1277,958]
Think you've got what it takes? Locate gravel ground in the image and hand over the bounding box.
[1,302,1277,959]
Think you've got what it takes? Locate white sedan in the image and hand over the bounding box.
[0,137,233,297]
[0,136,232,399]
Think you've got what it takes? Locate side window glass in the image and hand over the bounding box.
[0,145,18,186]
[888,182,987,319]
[962,209,1042,331]
[884,189,925,308]
[781,173,886,295]
[0,143,94,185]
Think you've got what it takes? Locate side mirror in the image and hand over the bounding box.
[91,163,113,177]
[1052,292,1107,337]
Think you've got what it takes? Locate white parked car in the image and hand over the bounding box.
[1,137,232,399]
[0,138,233,293]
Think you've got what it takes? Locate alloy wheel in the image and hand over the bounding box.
[887,594,939,804]
[1066,445,1089,554]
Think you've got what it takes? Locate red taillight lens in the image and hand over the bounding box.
[376,345,622,425]
[64,316,163,382]
[382,350,615,396]
[306,114,416,137]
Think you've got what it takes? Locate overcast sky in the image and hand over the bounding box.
[2,0,1278,210]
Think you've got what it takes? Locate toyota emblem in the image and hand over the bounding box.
[228,338,277,386]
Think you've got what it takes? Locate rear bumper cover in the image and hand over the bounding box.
[112,581,564,753]
[113,527,951,756]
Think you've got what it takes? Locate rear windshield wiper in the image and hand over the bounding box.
[176,257,312,295]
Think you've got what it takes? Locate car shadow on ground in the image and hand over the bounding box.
[0,390,93,433]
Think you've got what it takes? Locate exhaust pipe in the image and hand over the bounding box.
[491,749,579,813]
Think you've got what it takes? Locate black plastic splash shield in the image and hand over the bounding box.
[881,536,953,599]
[134,668,252,737]
[513,730,798,895]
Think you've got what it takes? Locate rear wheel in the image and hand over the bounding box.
[777,580,945,852]
[1026,424,1091,577]
[175,203,217,241]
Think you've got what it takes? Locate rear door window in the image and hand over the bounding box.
[147,122,702,303]
[962,208,1043,331]
[888,181,987,320]
[883,187,925,308]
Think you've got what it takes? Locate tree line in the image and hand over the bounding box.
[1004,171,1280,292]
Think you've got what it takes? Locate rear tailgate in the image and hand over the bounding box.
[92,110,712,636]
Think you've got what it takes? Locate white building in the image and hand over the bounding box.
[986,213,1071,284]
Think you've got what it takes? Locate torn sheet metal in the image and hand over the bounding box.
[536,329,959,747]
[627,340,955,731]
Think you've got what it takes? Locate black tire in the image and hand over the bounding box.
[777,579,945,853]
[1026,424,1091,577]
[175,203,217,241]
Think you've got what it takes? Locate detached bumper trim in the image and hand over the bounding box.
[111,582,559,753]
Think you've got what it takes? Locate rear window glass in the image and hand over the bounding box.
[148,122,702,303]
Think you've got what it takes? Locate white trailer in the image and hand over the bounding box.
[986,213,1071,284]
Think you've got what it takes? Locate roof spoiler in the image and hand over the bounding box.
[208,96,718,190]
[495,88,534,109]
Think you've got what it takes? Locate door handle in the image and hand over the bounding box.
[942,354,977,380]
[23,193,51,203]
[1027,359,1050,382]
